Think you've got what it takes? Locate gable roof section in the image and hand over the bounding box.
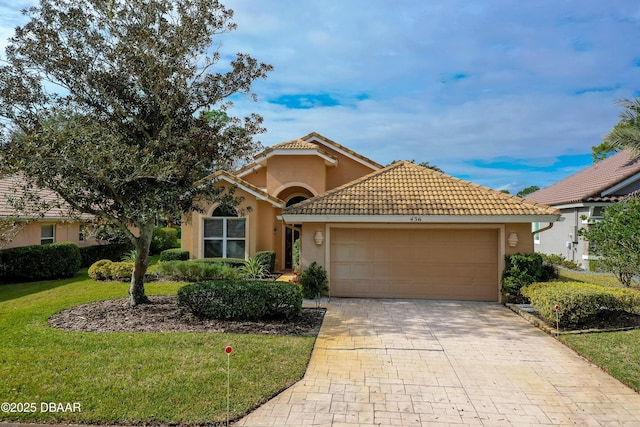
[282,161,559,223]
[526,150,640,206]
[302,132,384,170]
[197,170,284,208]
[236,137,338,178]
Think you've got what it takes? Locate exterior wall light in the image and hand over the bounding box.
[314,231,324,245]
[507,232,519,247]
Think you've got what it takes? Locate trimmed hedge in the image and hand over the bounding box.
[88,259,134,281]
[255,251,276,273]
[156,260,241,282]
[0,242,81,281]
[79,243,132,267]
[150,227,179,255]
[192,257,246,268]
[176,280,302,320]
[159,248,190,262]
[522,281,640,327]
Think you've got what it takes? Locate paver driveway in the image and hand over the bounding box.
[235,299,640,426]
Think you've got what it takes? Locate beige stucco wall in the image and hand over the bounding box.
[2,220,95,249]
[504,222,535,255]
[241,167,267,189]
[266,155,327,196]
[324,150,379,190]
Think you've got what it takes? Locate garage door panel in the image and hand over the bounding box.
[330,228,499,301]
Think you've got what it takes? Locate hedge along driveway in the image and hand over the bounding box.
[0,274,316,425]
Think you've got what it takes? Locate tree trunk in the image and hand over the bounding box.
[128,222,154,306]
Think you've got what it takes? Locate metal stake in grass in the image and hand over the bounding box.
[225,346,233,426]
[554,305,560,337]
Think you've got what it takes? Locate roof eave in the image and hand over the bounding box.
[280,214,561,224]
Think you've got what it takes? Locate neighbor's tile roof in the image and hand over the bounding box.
[526,150,640,206]
[0,175,86,219]
[283,161,559,217]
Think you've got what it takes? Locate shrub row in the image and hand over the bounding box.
[522,281,640,327]
[156,260,241,282]
[88,259,134,281]
[176,280,302,320]
[0,242,81,281]
[501,253,557,303]
[159,249,190,262]
[192,257,246,268]
[79,243,132,267]
[538,253,581,271]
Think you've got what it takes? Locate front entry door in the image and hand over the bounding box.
[285,225,301,269]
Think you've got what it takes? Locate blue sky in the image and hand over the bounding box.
[2,1,640,192]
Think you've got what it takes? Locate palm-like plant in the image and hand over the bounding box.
[604,98,640,156]
[241,257,268,279]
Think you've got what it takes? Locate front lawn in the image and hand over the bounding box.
[0,272,316,425]
[555,269,640,392]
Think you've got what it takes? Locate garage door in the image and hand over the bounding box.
[330,228,499,301]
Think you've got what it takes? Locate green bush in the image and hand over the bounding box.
[156,260,241,282]
[160,248,190,262]
[150,227,179,254]
[88,259,113,281]
[192,257,246,268]
[539,253,581,270]
[299,262,328,299]
[88,259,133,281]
[176,280,302,320]
[522,281,640,327]
[255,251,276,273]
[0,242,81,281]
[501,253,557,303]
[292,239,300,271]
[79,243,132,267]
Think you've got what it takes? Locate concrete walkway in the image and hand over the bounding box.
[235,299,640,426]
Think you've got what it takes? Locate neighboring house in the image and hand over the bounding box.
[183,132,560,302]
[0,175,96,249]
[525,150,640,269]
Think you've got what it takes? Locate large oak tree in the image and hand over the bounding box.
[0,0,272,305]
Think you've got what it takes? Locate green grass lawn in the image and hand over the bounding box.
[556,269,640,392]
[0,271,316,425]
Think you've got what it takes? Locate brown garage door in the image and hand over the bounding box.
[330,228,499,301]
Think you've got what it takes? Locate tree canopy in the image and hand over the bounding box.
[0,0,272,305]
[516,185,540,198]
[580,197,640,286]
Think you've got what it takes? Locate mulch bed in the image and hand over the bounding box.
[48,295,325,336]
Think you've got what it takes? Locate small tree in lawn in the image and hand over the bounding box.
[580,197,640,286]
[0,0,272,305]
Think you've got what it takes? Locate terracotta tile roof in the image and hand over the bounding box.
[283,161,559,217]
[0,175,87,219]
[526,150,640,206]
[269,139,319,150]
[302,132,384,169]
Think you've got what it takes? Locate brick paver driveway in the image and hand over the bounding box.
[235,299,640,426]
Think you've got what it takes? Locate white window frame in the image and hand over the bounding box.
[203,207,247,259]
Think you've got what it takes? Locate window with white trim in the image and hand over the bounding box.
[203,206,246,259]
[533,222,540,244]
[41,224,55,245]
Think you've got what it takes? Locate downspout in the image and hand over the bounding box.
[532,222,554,235]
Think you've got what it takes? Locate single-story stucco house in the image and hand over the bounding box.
[183,132,560,302]
[525,149,640,269]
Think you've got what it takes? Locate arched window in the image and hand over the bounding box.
[203,206,246,259]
